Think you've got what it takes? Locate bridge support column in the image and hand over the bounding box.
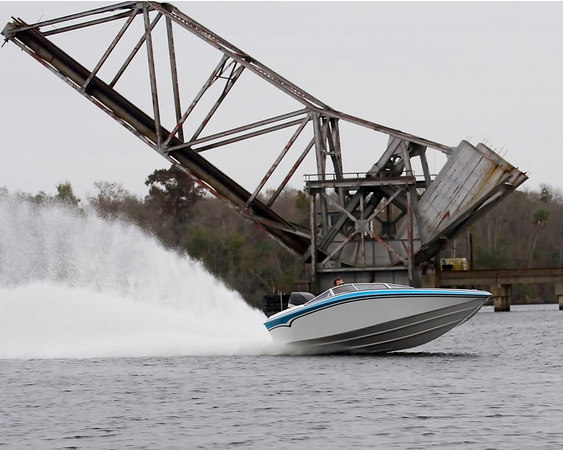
[556,283,563,311]
[491,284,511,312]
[421,271,438,288]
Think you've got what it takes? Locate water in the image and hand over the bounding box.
[1,197,563,449]
[0,196,270,359]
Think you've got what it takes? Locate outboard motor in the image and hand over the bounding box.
[288,291,315,307]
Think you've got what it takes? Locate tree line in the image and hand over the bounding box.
[4,167,562,306]
[441,186,563,303]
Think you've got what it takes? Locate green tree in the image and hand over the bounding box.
[55,182,80,207]
[144,166,203,248]
[529,208,550,266]
[88,181,147,227]
[184,195,307,307]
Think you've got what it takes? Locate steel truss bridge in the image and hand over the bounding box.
[2,2,527,291]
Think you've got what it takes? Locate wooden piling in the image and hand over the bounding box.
[491,284,511,312]
[556,283,563,311]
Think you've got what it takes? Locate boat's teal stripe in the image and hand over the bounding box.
[263,290,490,331]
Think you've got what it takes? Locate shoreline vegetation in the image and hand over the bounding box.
[2,166,562,308]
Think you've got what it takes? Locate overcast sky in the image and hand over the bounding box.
[1,1,562,200]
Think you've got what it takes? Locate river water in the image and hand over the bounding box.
[1,197,562,449]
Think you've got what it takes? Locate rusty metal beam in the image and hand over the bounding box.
[163,54,230,148]
[43,10,136,37]
[7,2,138,33]
[168,109,308,152]
[192,118,306,153]
[2,19,310,254]
[109,10,161,88]
[246,114,311,207]
[166,16,183,142]
[2,2,527,287]
[143,5,163,150]
[81,6,140,92]
[189,62,245,143]
[267,138,315,207]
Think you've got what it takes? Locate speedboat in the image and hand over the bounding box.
[264,282,491,354]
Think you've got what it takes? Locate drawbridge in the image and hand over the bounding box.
[2,2,527,291]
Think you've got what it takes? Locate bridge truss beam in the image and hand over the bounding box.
[2,2,527,290]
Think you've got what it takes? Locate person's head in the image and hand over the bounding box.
[333,278,343,286]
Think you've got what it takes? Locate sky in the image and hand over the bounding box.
[1,1,562,201]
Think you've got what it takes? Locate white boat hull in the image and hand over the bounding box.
[265,288,490,354]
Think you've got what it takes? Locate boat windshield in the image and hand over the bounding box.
[306,282,414,304]
[354,283,397,291]
[332,284,357,295]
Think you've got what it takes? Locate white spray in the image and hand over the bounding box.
[0,196,275,359]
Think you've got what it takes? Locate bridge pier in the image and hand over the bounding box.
[491,284,511,312]
[557,283,563,311]
[421,270,438,288]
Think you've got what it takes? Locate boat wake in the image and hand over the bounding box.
[0,195,274,359]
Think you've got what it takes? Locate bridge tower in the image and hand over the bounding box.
[2,2,527,293]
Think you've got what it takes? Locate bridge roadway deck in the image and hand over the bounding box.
[436,268,563,287]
